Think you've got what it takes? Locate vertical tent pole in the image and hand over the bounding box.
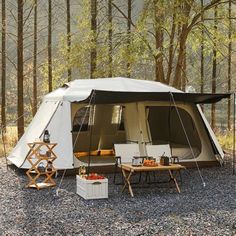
[87,91,96,176]
[168,92,173,156]
[233,93,235,175]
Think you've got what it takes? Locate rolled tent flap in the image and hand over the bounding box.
[7,101,60,168]
[197,105,224,160]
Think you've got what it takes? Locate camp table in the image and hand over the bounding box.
[120,163,185,197]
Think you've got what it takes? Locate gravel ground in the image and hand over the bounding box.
[0,157,235,236]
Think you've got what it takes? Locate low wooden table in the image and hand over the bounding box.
[120,163,185,197]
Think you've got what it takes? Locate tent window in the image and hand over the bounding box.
[112,105,125,131]
[73,106,95,132]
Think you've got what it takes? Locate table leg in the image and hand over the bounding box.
[121,169,134,197]
[168,170,181,193]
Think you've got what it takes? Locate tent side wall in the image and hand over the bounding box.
[7,101,74,169]
[44,101,74,169]
[7,101,60,168]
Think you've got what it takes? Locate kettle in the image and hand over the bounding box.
[160,156,170,166]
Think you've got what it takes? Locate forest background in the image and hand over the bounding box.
[0,0,236,154]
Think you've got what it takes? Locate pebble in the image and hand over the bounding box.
[0,157,235,236]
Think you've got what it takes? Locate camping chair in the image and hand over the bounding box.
[113,143,141,184]
[146,144,182,183]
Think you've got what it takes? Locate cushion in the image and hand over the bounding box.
[100,149,115,156]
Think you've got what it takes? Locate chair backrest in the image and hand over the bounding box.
[114,143,140,163]
[146,144,171,162]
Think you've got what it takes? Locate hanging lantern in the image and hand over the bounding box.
[43,130,50,143]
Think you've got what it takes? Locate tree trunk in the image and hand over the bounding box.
[227,0,232,130]
[48,0,52,91]
[32,0,37,116]
[17,0,24,139]
[1,0,6,132]
[172,1,192,89]
[154,30,165,83]
[90,0,97,79]
[126,0,131,78]
[66,0,72,81]
[200,0,204,111]
[166,13,176,85]
[181,45,187,91]
[211,6,218,130]
[173,29,188,89]
[108,0,112,77]
[153,1,165,83]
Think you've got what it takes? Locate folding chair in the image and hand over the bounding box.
[146,144,182,183]
[113,143,140,184]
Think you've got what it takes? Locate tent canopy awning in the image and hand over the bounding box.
[80,90,231,104]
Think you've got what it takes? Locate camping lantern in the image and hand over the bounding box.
[43,130,50,143]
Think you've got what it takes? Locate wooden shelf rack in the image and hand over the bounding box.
[26,142,57,190]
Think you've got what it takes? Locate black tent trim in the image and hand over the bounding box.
[80,90,231,104]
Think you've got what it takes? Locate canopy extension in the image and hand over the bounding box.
[81,90,231,105]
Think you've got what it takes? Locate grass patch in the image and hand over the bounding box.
[215,129,234,151]
[0,126,18,157]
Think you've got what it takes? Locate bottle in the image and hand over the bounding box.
[46,161,53,172]
[43,130,50,143]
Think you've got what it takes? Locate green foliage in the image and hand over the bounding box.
[216,129,234,150]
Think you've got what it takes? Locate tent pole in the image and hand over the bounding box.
[168,92,173,156]
[87,91,96,176]
[233,93,235,175]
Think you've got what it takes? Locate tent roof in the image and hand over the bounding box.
[44,77,230,104]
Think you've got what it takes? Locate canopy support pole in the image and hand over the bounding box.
[233,93,235,175]
[87,91,96,176]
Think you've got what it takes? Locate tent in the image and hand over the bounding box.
[7,77,230,169]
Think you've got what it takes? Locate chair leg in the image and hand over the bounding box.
[113,163,118,184]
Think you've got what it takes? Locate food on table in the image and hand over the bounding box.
[143,159,158,167]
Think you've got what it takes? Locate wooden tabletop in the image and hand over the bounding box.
[120,163,185,172]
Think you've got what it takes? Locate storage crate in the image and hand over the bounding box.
[76,175,108,200]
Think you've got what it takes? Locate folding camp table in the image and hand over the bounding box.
[120,163,185,197]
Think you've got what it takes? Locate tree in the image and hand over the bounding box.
[200,0,205,111]
[227,0,232,130]
[48,0,52,92]
[17,0,24,139]
[211,5,218,129]
[32,0,38,116]
[126,0,132,78]
[1,0,6,132]
[90,0,97,79]
[66,0,72,81]
[108,0,112,77]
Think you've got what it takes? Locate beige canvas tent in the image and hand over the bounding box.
[7,77,230,169]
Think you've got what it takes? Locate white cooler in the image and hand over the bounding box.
[76,175,108,200]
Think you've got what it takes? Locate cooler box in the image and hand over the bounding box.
[76,175,108,200]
